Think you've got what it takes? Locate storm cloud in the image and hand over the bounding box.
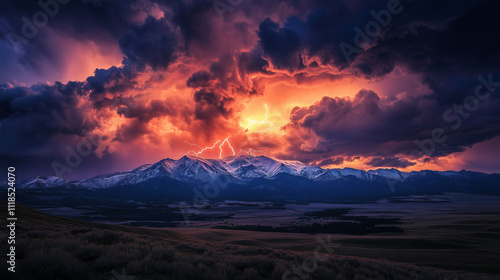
[1,0,499,178]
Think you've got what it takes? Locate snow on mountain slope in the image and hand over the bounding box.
[225,155,305,178]
[75,159,176,189]
[368,169,406,180]
[170,156,230,182]
[19,176,67,189]
[329,168,375,181]
[16,155,495,190]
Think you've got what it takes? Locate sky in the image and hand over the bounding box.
[1,0,499,180]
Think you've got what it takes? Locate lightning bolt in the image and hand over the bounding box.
[185,140,221,157]
[247,104,275,133]
[219,135,235,159]
[237,148,263,156]
[184,135,235,159]
[183,104,274,159]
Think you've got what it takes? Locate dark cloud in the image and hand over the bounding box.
[169,0,220,58]
[258,18,304,71]
[249,0,500,166]
[352,0,500,80]
[254,0,499,80]
[194,89,234,122]
[186,70,214,88]
[114,119,150,143]
[284,88,500,164]
[236,47,269,78]
[0,81,94,156]
[119,16,178,70]
[314,157,345,166]
[198,52,266,97]
[185,52,267,132]
[208,54,236,87]
[1,0,500,180]
[0,0,162,81]
[125,99,174,121]
[86,61,138,97]
[367,157,416,168]
[254,1,385,71]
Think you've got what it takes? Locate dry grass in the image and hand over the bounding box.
[1,201,498,280]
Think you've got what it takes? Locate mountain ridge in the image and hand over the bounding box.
[13,155,500,193]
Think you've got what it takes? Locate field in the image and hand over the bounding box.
[1,193,499,279]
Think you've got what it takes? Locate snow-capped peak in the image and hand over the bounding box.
[16,155,488,190]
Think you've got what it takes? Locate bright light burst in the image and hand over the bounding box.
[247,104,275,133]
[184,104,274,159]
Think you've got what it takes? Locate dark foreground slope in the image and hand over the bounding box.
[1,200,498,280]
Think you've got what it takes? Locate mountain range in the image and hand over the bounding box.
[5,155,500,204]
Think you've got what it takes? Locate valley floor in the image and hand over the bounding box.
[1,199,499,280]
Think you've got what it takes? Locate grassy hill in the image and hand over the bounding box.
[1,200,498,280]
